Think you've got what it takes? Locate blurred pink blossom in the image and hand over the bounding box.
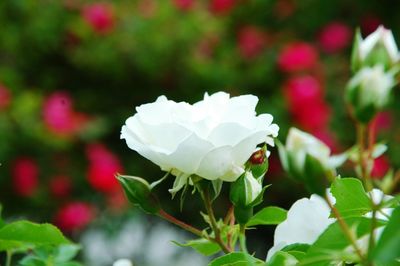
[0,83,11,110]
[209,0,235,15]
[49,175,72,198]
[12,157,39,197]
[371,155,390,179]
[312,130,339,153]
[237,26,266,59]
[278,42,318,72]
[284,75,323,110]
[172,0,194,11]
[42,91,89,136]
[54,202,95,232]
[82,3,115,34]
[318,22,352,53]
[86,144,123,194]
[292,101,331,131]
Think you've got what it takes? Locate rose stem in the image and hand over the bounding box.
[157,209,203,237]
[239,224,248,253]
[324,194,368,265]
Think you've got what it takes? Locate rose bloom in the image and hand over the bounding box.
[283,75,323,111]
[82,3,115,34]
[318,22,352,53]
[121,92,279,192]
[12,157,39,197]
[54,202,95,233]
[277,42,318,72]
[237,26,266,59]
[371,155,390,179]
[209,0,235,15]
[292,101,331,131]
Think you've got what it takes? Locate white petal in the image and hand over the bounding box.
[196,146,236,180]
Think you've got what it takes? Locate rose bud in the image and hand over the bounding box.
[278,42,318,72]
[12,157,39,197]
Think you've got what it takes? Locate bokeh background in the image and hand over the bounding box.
[1,0,400,265]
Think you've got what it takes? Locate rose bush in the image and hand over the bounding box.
[121,91,279,193]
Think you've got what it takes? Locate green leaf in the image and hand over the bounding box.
[266,251,298,266]
[173,238,221,256]
[371,205,400,264]
[0,221,70,251]
[54,244,81,263]
[331,178,371,217]
[247,207,287,227]
[0,204,4,229]
[299,217,384,266]
[208,252,265,266]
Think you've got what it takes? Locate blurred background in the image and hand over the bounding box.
[1,0,400,265]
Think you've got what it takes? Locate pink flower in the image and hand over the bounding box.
[374,111,392,131]
[12,157,39,197]
[82,3,115,34]
[284,75,323,110]
[278,42,318,72]
[292,101,331,131]
[86,144,123,193]
[42,91,89,137]
[318,22,352,53]
[371,156,390,179]
[49,175,72,198]
[209,0,235,15]
[237,26,266,59]
[0,83,11,110]
[172,0,194,11]
[54,202,95,232]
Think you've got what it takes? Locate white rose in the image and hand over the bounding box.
[347,65,396,110]
[113,259,133,266]
[352,25,400,71]
[121,92,279,193]
[266,194,334,261]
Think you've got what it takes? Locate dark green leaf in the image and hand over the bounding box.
[173,238,221,256]
[371,205,400,264]
[0,204,4,229]
[208,252,265,266]
[0,221,70,251]
[247,207,287,227]
[331,178,371,217]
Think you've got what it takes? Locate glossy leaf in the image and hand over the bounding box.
[247,206,287,227]
[331,178,371,217]
[173,238,221,256]
[208,252,265,266]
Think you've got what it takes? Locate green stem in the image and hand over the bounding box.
[356,123,373,191]
[6,250,13,266]
[201,187,231,253]
[239,224,248,253]
[157,209,203,237]
[325,194,367,264]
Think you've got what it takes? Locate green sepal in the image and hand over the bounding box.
[116,174,160,214]
[233,205,253,225]
[350,28,362,73]
[303,154,327,196]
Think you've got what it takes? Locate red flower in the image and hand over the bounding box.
[312,130,339,153]
[49,175,72,198]
[54,202,95,232]
[12,157,39,197]
[86,144,123,193]
[371,156,390,179]
[82,3,115,34]
[237,26,266,59]
[283,75,323,111]
[374,111,392,131]
[277,42,318,72]
[318,22,352,53]
[0,83,11,110]
[172,0,194,11]
[292,101,331,131]
[209,0,235,15]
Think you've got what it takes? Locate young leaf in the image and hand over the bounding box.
[173,238,221,256]
[208,252,265,266]
[299,217,384,266]
[371,205,400,264]
[54,244,81,263]
[0,221,70,251]
[247,207,287,227]
[331,178,371,217]
[266,251,298,266]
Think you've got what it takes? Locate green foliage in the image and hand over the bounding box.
[371,205,400,264]
[173,238,221,256]
[266,251,298,266]
[19,244,82,266]
[299,217,383,265]
[331,178,371,218]
[246,206,287,227]
[0,221,70,251]
[208,252,265,266]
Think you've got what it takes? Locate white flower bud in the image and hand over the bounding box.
[113,259,133,266]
